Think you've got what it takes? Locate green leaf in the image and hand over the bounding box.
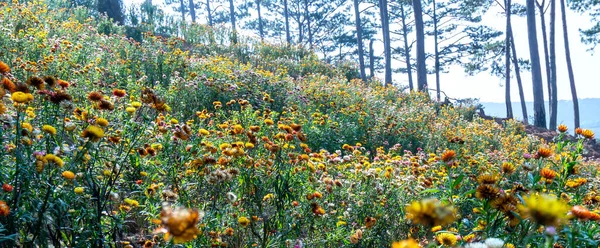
[420,188,440,195]
[452,174,465,189]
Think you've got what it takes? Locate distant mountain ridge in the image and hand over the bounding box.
[480,98,600,135]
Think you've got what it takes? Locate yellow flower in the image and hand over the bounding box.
[199,129,210,136]
[405,198,457,227]
[436,233,457,246]
[96,118,109,127]
[74,187,85,194]
[238,216,251,227]
[391,239,420,248]
[431,225,442,232]
[131,101,142,108]
[124,198,139,207]
[126,107,136,114]
[518,193,570,226]
[42,125,57,136]
[264,119,274,125]
[81,125,104,142]
[263,193,275,201]
[155,206,203,244]
[44,154,64,167]
[11,92,34,103]
[62,171,76,180]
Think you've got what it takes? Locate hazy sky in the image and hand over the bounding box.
[124,0,598,103]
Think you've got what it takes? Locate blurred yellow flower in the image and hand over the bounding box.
[518,194,570,226]
[42,125,57,136]
[62,171,75,180]
[405,198,456,227]
[391,239,420,248]
[11,92,33,103]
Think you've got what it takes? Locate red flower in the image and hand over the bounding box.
[2,184,12,192]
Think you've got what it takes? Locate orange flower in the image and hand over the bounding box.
[88,91,104,101]
[154,206,203,244]
[557,124,568,133]
[0,201,10,216]
[1,78,15,92]
[570,205,592,220]
[365,216,377,229]
[0,61,10,74]
[536,147,553,158]
[589,212,600,221]
[112,89,126,97]
[62,171,76,180]
[441,150,456,162]
[575,128,583,135]
[581,129,595,139]
[540,168,557,180]
[81,125,105,142]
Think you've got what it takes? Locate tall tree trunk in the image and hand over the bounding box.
[304,0,313,48]
[353,0,367,81]
[505,0,513,118]
[560,0,580,128]
[537,1,553,126]
[229,0,237,43]
[413,0,427,91]
[284,0,291,44]
[380,0,392,86]
[257,0,264,40]
[369,39,375,78]
[526,0,547,128]
[433,0,441,101]
[189,0,196,22]
[400,3,414,91]
[97,0,124,25]
[549,0,558,130]
[207,0,213,26]
[179,0,186,21]
[509,26,529,124]
[297,1,303,44]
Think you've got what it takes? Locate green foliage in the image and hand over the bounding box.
[0,2,598,248]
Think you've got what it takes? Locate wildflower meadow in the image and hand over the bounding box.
[0,1,599,247]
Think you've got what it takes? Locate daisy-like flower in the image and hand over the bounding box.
[540,168,557,180]
[536,147,553,158]
[441,150,456,162]
[11,92,34,104]
[0,201,10,216]
[42,125,57,136]
[154,205,203,244]
[484,238,504,248]
[557,124,568,133]
[391,239,420,248]
[518,194,570,226]
[95,118,109,127]
[0,61,10,74]
[238,216,251,227]
[436,233,457,246]
[581,129,595,139]
[405,198,457,227]
[81,125,104,142]
[463,243,486,248]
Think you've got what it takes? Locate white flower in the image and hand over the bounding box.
[226,192,237,203]
[484,238,504,248]
[463,242,487,248]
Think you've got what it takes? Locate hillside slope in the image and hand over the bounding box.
[0,2,599,247]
